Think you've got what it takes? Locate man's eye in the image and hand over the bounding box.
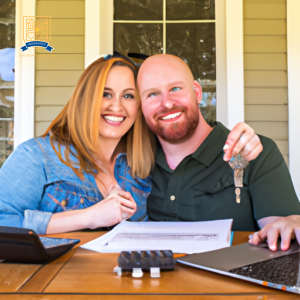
[148,92,158,98]
[124,94,135,99]
[171,87,181,92]
[103,92,112,98]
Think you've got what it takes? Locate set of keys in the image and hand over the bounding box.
[228,154,249,204]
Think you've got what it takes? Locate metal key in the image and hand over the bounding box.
[235,188,241,203]
[228,155,249,203]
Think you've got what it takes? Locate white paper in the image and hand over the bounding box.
[81,219,233,254]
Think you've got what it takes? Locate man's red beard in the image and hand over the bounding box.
[148,104,200,144]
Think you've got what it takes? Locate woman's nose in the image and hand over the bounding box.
[108,96,123,111]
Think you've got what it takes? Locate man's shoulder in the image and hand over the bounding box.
[257,134,281,158]
[215,122,230,135]
[247,134,286,180]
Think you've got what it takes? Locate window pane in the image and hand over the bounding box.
[0,0,15,167]
[166,0,215,20]
[166,23,216,125]
[114,0,163,21]
[114,23,163,58]
[0,123,13,168]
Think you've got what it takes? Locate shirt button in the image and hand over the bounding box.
[170,195,175,201]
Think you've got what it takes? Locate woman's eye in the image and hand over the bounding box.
[171,87,181,92]
[124,94,135,99]
[103,92,112,98]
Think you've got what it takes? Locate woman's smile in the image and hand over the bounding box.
[102,114,126,126]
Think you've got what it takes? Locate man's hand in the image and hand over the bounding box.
[223,122,263,162]
[249,215,300,251]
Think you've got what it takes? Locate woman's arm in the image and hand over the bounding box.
[0,140,52,234]
[0,140,137,235]
[46,189,137,234]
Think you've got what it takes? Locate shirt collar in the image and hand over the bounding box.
[191,122,229,166]
[155,122,229,169]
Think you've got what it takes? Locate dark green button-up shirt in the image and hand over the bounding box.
[148,122,300,231]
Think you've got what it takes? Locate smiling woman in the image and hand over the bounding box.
[100,66,139,140]
[0,55,155,234]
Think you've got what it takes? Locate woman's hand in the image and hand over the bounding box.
[46,187,137,234]
[87,187,137,229]
[223,122,263,162]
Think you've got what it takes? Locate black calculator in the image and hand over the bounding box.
[0,226,80,264]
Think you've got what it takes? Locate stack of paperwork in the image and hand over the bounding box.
[81,219,233,254]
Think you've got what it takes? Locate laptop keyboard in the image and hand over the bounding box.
[229,252,300,287]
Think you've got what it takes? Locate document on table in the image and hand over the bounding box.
[81,219,233,254]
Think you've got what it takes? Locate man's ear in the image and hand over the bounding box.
[193,81,202,104]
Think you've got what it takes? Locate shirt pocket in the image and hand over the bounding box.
[41,180,101,213]
[182,168,235,207]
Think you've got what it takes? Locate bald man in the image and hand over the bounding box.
[138,54,300,251]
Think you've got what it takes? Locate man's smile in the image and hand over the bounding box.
[158,110,183,122]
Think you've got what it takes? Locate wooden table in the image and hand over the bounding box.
[0,231,299,299]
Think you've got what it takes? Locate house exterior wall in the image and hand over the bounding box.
[34,0,85,136]
[243,0,289,165]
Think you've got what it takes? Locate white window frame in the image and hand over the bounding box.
[287,0,300,198]
[14,0,36,148]
[85,0,245,130]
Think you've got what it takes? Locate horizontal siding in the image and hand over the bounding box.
[244,54,287,70]
[244,0,288,162]
[35,71,82,86]
[245,105,288,121]
[36,36,84,54]
[245,88,288,104]
[35,0,85,137]
[36,87,74,105]
[51,19,85,36]
[244,36,286,53]
[35,54,84,70]
[36,106,64,121]
[244,20,286,35]
[35,121,51,136]
[246,121,288,140]
[36,1,84,18]
[244,0,286,19]
[244,71,287,87]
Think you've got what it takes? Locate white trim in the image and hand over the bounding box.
[215,0,228,126]
[85,0,113,68]
[163,0,166,54]
[14,0,36,148]
[224,0,244,130]
[287,0,300,199]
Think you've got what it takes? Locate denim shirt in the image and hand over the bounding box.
[0,136,151,234]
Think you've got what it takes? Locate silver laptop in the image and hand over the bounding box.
[178,241,300,294]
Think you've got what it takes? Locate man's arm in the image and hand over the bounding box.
[223,122,263,162]
[245,135,300,251]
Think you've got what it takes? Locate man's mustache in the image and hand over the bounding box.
[154,106,186,120]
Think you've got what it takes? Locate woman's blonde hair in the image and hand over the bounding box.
[43,56,155,179]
